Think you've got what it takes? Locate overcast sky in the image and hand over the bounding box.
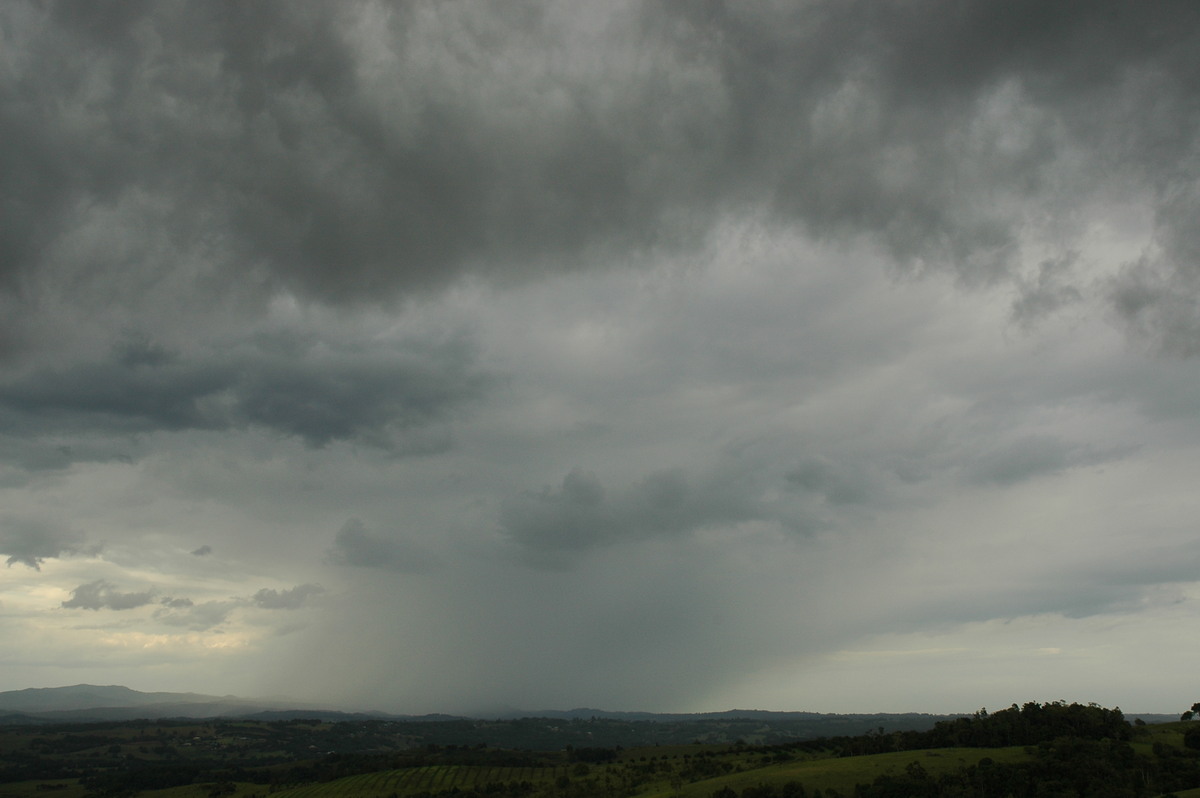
[2,0,1200,716]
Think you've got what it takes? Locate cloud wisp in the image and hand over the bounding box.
[60,580,155,611]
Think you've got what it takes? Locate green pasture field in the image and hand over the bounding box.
[655,746,1032,798]
[256,745,1032,798]
[0,780,271,798]
[102,785,265,798]
[1133,720,1190,750]
[0,779,89,798]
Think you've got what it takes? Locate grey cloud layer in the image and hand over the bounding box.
[3,1,1197,348]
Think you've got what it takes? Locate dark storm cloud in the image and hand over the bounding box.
[0,332,487,456]
[0,517,96,570]
[190,545,212,557]
[61,579,156,610]
[4,0,710,308]
[252,584,324,610]
[2,0,1197,338]
[326,518,439,573]
[499,467,762,563]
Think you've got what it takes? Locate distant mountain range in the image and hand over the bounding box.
[0,684,1180,727]
[0,684,345,723]
[0,684,234,712]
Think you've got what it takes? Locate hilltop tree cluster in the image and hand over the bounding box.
[771,701,1130,759]
[918,701,1130,748]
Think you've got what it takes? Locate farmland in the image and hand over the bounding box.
[1,703,1198,798]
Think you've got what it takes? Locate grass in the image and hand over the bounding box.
[270,764,574,798]
[0,780,89,798]
[663,746,1031,798]
[257,745,1033,798]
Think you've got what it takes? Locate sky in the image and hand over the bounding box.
[2,0,1200,717]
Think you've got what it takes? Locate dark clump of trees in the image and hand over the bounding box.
[919,701,1130,748]
[567,748,617,764]
[794,701,1131,758]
